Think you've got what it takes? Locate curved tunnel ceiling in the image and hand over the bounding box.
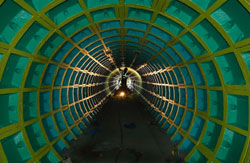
[0,0,250,162]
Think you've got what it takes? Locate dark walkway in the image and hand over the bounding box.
[62,94,186,163]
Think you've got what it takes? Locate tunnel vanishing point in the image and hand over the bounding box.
[0,0,250,162]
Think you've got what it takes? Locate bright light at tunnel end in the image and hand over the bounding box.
[106,67,142,95]
[119,91,125,97]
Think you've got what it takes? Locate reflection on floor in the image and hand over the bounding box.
[61,94,186,163]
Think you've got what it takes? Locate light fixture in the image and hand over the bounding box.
[119,91,125,97]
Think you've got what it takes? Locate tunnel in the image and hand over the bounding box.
[0,0,250,162]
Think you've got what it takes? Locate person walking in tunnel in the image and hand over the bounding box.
[113,67,131,97]
[119,67,128,90]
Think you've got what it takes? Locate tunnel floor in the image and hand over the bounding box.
[61,94,186,163]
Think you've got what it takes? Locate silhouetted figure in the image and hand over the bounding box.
[113,67,131,97]
[120,67,128,89]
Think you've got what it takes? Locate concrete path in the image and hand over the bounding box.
[62,95,186,163]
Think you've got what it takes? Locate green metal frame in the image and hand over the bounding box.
[0,0,250,162]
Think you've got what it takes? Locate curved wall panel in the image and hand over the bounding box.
[0,0,250,162]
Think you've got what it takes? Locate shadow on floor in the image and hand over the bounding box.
[61,94,187,163]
